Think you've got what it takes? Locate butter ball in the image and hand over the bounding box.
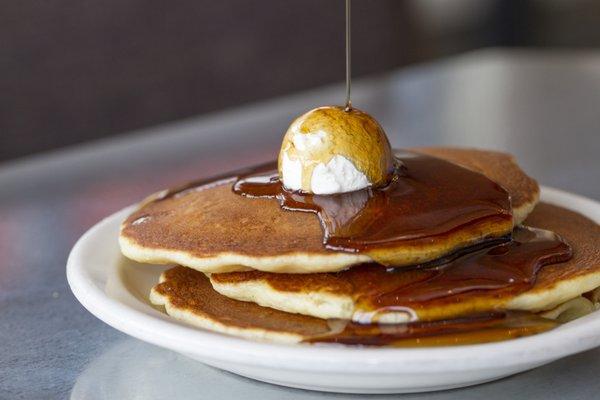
[278,106,395,194]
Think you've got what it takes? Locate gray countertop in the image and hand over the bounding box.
[1,49,599,399]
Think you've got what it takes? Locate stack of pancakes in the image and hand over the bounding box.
[119,147,600,344]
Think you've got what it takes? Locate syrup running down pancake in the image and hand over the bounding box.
[120,147,539,273]
[211,203,599,322]
[412,147,539,223]
[234,150,513,265]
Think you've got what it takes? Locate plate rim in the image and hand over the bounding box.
[66,186,600,374]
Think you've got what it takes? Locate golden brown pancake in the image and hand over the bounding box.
[413,147,539,224]
[120,147,539,274]
[149,267,332,343]
[151,266,559,345]
[211,203,600,322]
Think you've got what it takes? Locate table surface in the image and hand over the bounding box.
[1,49,600,400]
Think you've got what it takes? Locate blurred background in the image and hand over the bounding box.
[3,0,600,162]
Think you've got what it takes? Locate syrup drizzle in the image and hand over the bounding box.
[233,151,512,254]
[344,0,352,110]
[341,226,571,320]
[213,225,571,325]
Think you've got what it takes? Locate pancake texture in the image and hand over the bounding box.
[120,147,539,274]
[150,267,562,345]
[413,147,539,224]
[150,267,331,343]
[211,203,600,322]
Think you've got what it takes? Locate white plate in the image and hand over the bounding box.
[67,186,600,394]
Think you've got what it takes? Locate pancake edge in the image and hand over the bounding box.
[120,233,370,273]
[514,190,539,225]
[149,272,305,343]
[119,199,533,273]
[210,270,600,322]
[153,268,600,344]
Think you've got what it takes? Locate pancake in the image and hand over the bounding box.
[413,147,539,224]
[149,267,332,343]
[540,295,598,323]
[211,203,600,322]
[120,147,539,274]
[150,266,560,345]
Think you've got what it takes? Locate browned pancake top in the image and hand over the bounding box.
[125,183,327,257]
[121,148,538,261]
[154,267,332,336]
[413,147,539,213]
[212,203,600,320]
